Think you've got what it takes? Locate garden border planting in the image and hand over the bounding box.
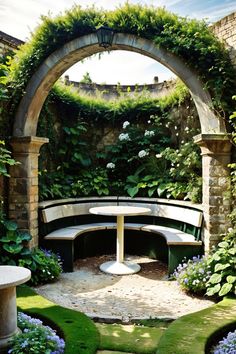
[16,286,100,354]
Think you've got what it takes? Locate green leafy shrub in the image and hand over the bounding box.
[0,219,62,285]
[174,232,236,297]
[19,248,62,286]
[206,233,236,297]
[173,255,211,294]
[9,312,65,353]
[0,140,20,177]
[0,220,32,264]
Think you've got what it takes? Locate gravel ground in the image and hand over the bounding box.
[34,255,215,321]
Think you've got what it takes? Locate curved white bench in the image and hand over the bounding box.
[39,197,203,274]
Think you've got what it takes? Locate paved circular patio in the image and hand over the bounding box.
[34,255,215,321]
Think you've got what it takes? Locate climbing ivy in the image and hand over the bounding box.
[8,3,236,118]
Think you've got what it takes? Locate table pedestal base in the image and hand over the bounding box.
[100,261,141,275]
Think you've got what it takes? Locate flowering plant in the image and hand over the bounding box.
[19,248,62,286]
[173,255,211,293]
[106,162,115,169]
[138,150,149,158]
[212,329,236,354]
[8,312,65,353]
[118,133,130,141]
[122,121,130,129]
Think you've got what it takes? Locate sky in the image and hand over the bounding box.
[1,0,236,84]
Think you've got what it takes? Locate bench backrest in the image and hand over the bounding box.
[41,201,117,223]
[117,201,202,228]
[40,200,202,228]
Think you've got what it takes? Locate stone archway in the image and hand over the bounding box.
[10,32,232,250]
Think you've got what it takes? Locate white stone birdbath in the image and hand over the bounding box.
[0,266,31,352]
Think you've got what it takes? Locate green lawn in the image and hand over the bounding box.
[16,286,236,354]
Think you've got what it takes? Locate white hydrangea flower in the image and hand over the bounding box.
[138,150,149,158]
[155,153,162,158]
[122,121,130,129]
[119,133,130,141]
[144,130,155,137]
[185,127,189,131]
[106,162,115,169]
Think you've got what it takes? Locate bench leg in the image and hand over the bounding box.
[168,245,203,276]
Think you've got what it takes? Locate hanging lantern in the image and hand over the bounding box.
[96,26,114,48]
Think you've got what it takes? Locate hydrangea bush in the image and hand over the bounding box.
[9,312,65,354]
[212,329,236,354]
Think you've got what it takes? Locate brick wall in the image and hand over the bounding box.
[211,12,236,68]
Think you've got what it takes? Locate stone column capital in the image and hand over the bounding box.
[193,133,232,156]
[10,136,49,154]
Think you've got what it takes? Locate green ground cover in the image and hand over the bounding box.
[96,322,166,353]
[16,285,236,354]
[16,286,99,354]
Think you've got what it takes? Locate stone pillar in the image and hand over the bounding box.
[8,136,48,248]
[194,134,232,252]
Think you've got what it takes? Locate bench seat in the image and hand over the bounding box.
[43,222,202,274]
[39,197,203,274]
[44,223,146,240]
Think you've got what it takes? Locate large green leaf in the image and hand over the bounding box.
[4,220,18,231]
[218,241,229,248]
[208,273,222,284]
[0,236,11,243]
[226,275,236,284]
[6,231,23,243]
[206,283,221,296]
[219,283,233,296]
[3,244,23,254]
[229,248,236,255]
[214,263,230,272]
[19,231,32,241]
[20,248,32,256]
[127,186,139,198]
[157,184,167,197]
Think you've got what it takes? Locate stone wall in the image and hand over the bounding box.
[211,12,236,68]
[0,31,23,56]
[64,76,175,100]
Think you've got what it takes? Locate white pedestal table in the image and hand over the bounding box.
[89,205,150,275]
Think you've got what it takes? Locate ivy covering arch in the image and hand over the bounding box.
[7,3,235,251]
[9,3,235,126]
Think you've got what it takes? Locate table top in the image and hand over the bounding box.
[0,266,31,289]
[89,205,151,216]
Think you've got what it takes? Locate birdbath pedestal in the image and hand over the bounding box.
[0,266,31,353]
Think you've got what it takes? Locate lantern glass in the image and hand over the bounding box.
[96,26,114,48]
